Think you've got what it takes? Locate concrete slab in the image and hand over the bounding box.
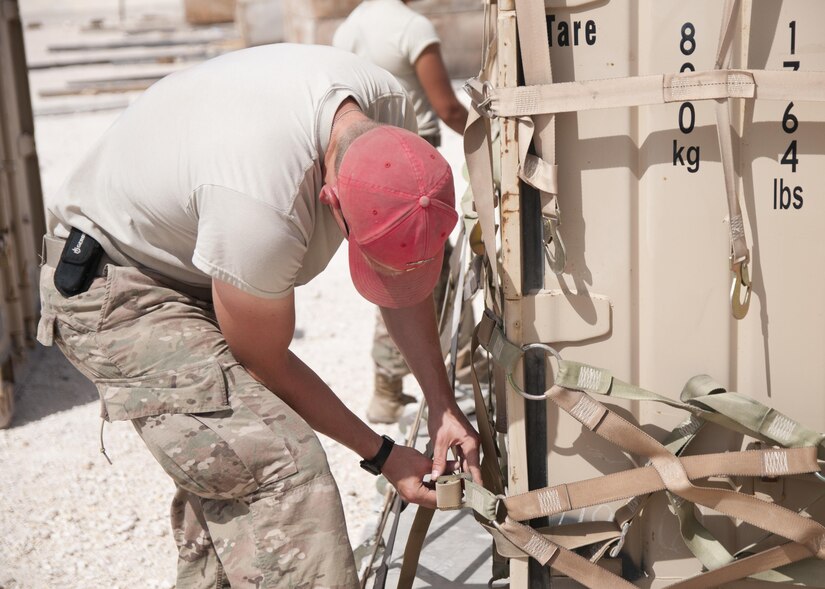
[378,504,495,589]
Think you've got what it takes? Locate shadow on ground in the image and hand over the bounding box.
[8,344,97,427]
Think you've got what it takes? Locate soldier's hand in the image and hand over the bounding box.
[428,402,482,485]
[381,444,437,509]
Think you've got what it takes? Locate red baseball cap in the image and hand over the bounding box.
[337,126,457,308]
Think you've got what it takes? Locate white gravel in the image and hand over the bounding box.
[0,4,470,585]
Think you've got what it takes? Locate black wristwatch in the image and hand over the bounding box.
[360,435,395,476]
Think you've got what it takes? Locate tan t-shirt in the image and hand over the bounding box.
[333,0,441,138]
[47,44,416,298]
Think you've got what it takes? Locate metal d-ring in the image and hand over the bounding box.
[815,471,825,484]
[506,343,562,401]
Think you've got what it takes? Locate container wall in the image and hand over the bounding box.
[500,0,825,585]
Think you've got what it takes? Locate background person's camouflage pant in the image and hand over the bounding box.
[38,263,358,589]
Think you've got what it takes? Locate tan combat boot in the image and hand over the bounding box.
[367,373,417,424]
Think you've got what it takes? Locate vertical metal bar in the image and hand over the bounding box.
[522,148,551,589]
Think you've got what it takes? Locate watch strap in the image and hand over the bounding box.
[360,435,395,475]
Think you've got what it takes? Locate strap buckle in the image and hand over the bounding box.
[730,256,752,320]
[506,343,563,401]
[464,78,497,119]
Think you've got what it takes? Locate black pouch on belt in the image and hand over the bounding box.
[54,227,105,297]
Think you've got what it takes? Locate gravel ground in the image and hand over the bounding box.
[0,2,470,587]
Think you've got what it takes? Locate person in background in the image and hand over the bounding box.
[334,0,470,424]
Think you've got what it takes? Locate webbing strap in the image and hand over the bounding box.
[557,360,825,455]
[497,518,638,588]
[475,314,825,582]
[545,383,825,559]
[470,327,507,495]
[477,311,523,374]
[480,316,825,457]
[396,506,434,589]
[668,543,814,589]
[681,375,825,459]
[464,94,502,316]
[459,331,825,586]
[502,447,819,521]
[514,0,566,273]
[494,386,825,587]
[490,520,622,558]
[478,69,825,118]
[496,516,818,589]
[712,0,752,319]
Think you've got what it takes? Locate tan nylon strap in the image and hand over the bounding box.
[503,447,819,521]
[498,517,816,589]
[715,0,741,70]
[546,384,825,560]
[513,0,556,172]
[485,69,825,117]
[496,389,824,588]
[396,506,435,589]
[668,543,814,589]
[497,518,638,589]
[499,522,815,589]
[471,326,506,495]
[711,0,751,318]
[464,90,502,316]
[477,311,522,372]
[490,521,622,557]
[513,0,565,273]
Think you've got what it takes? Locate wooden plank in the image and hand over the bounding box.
[66,73,168,87]
[498,9,530,589]
[34,100,130,117]
[0,0,45,348]
[47,34,230,53]
[28,48,210,70]
[39,80,157,97]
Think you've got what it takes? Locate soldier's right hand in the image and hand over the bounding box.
[381,444,438,509]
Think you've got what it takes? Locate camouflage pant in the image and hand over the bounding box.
[38,263,358,589]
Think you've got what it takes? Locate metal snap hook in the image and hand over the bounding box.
[730,258,752,320]
[506,343,563,401]
[464,79,497,119]
[542,216,566,275]
[608,521,631,558]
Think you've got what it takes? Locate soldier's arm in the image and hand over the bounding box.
[380,296,482,483]
[211,278,438,506]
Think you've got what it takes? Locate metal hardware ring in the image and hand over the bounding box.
[506,343,562,401]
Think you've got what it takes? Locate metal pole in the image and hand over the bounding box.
[522,175,552,589]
